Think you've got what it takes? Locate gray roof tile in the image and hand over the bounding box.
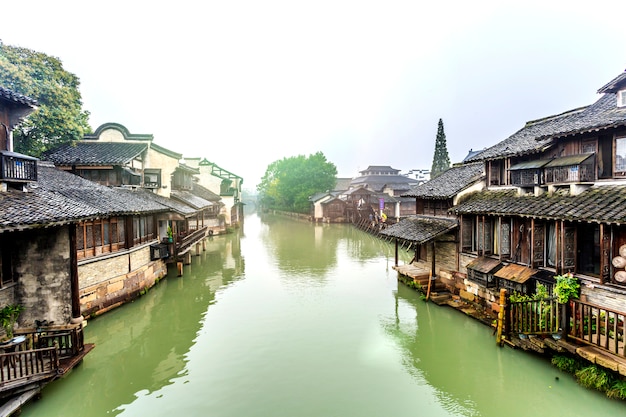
[42,142,147,166]
[451,185,626,225]
[467,90,626,162]
[0,162,168,231]
[403,162,484,199]
[380,215,458,243]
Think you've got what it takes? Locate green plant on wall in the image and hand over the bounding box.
[0,304,24,339]
[554,272,580,304]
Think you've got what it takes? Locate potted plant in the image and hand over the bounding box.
[0,304,24,340]
[554,272,580,304]
[167,226,174,243]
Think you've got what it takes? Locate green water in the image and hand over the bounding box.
[21,213,625,416]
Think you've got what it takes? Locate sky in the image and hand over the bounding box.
[2,0,626,191]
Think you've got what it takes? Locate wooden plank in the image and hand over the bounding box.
[0,388,40,417]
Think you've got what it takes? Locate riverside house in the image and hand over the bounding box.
[389,70,626,371]
[0,86,108,404]
[185,158,244,228]
[42,123,221,269]
[381,162,484,288]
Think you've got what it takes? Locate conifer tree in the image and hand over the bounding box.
[430,118,451,179]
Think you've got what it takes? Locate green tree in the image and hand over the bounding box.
[430,118,451,179]
[0,41,91,157]
[257,152,337,213]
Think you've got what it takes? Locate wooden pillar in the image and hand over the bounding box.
[202,239,206,252]
[431,241,436,276]
[69,224,81,319]
[183,251,192,265]
[394,239,398,267]
[195,242,201,256]
[177,261,183,277]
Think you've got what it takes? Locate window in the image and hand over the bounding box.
[144,169,161,189]
[615,136,626,174]
[532,222,557,268]
[133,215,156,245]
[577,223,600,276]
[462,216,512,258]
[461,217,474,252]
[0,245,16,287]
[76,217,126,259]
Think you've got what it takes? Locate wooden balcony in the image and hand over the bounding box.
[506,297,625,360]
[544,154,595,184]
[175,225,208,255]
[569,300,625,357]
[0,324,94,400]
[0,151,37,183]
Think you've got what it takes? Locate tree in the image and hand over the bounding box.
[257,152,337,213]
[0,41,91,157]
[430,118,451,179]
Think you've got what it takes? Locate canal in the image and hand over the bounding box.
[21,213,625,416]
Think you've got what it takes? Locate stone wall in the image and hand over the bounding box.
[78,244,168,317]
[9,226,73,327]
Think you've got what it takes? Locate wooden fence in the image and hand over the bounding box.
[506,296,626,358]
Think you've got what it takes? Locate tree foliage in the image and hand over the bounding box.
[257,152,337,213]
[430,118,451,179]
[0,41,91,157]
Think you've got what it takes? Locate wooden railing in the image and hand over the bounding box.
[176,225,208,255]
[0,151,37,182]
[34,325,85,359]
[569,300,625,357]
[505,296,626,358]
[508,297,561,336]
[0,347,59,387]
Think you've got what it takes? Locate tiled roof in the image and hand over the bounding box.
[334,178,352,191]
[451,185,626,225]
[191,183,222,202]
[42,142,147,166]
[116,188,197,217]
[0,86,38,106]
[350,174,418,192]
[0,162,168,231]
[403,162,484,199]
[170,190,213,210]
[380,215,458,243]
[466,92,626,162]
[597,71,626,94]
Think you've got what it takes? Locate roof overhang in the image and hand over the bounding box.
[380,215,458,244]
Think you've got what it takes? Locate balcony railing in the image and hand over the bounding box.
[0,151,37,183]
[508,297,561,335]
[505,296,626,359]
[569,300,625,357]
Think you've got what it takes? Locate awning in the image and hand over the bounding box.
[494,263,537,284]
[544,154,594,168]
[509,160,551,171]
[466,257,502,274]
[380,215,458,244]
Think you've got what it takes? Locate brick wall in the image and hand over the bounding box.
[78,244,168,317]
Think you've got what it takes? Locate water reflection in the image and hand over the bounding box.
[21,231,244,417]
[383,283,623,417]
[20,214,626,417]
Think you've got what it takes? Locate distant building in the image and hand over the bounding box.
[405,168,431,185]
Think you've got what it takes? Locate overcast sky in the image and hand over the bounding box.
[2,1,626,190]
